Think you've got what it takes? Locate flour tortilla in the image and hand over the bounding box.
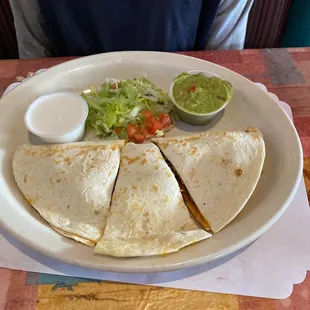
[152,128,266,233]
[51,225,95,247]
[12,141,124,246]
[95,143,211,257]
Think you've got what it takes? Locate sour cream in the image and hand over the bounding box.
[25,92,89,143]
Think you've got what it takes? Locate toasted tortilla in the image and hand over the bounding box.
[95,143,211,257]
[152,128,266,233]
[12,141,124,246]
[51,225,95,247]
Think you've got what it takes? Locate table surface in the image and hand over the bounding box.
[0,48,310,310]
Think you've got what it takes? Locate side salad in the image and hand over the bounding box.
[81,77,173,143]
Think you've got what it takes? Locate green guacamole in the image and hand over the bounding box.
[173,73,233,114]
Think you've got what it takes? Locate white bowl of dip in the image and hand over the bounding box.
[25,91,89,144]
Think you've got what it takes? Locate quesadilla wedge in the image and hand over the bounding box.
[152,128,266,233]
[95,143,211,257]
[51,225,96,247]
[12,141,124,246]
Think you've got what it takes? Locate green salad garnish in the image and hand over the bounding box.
[81,77,172,139]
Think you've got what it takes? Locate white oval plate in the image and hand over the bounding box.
[0,52,303,273]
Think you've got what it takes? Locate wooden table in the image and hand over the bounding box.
[0,48,310,310]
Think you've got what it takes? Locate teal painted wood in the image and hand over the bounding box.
[281,0,310,48]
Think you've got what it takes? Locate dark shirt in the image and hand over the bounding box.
[38,0,221,56]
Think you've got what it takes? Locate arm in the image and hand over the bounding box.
[205,0,254,50]
[9,0,52,58]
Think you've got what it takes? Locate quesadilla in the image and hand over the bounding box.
[95,143,211,257]
[51,225,96,247]
[12,141,124,246]
[152,128,266,233]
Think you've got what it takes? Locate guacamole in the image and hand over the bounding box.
[173,73,233,114]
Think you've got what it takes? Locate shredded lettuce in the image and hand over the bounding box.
[81,77,172,138]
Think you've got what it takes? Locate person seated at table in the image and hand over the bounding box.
[10,0,253,59]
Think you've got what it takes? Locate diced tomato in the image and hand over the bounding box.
[126,124,146,143]
[152,119,164,132]
[111,83,117,89]
[146,117,155,133]
[139,126,148,137]
[131,132,145,143]
[142,109,154,119]
[115,127,122,136]
[146,118,164,134]
[127,124,139,138]
[188,85,197,92]
[159,113,172,128]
